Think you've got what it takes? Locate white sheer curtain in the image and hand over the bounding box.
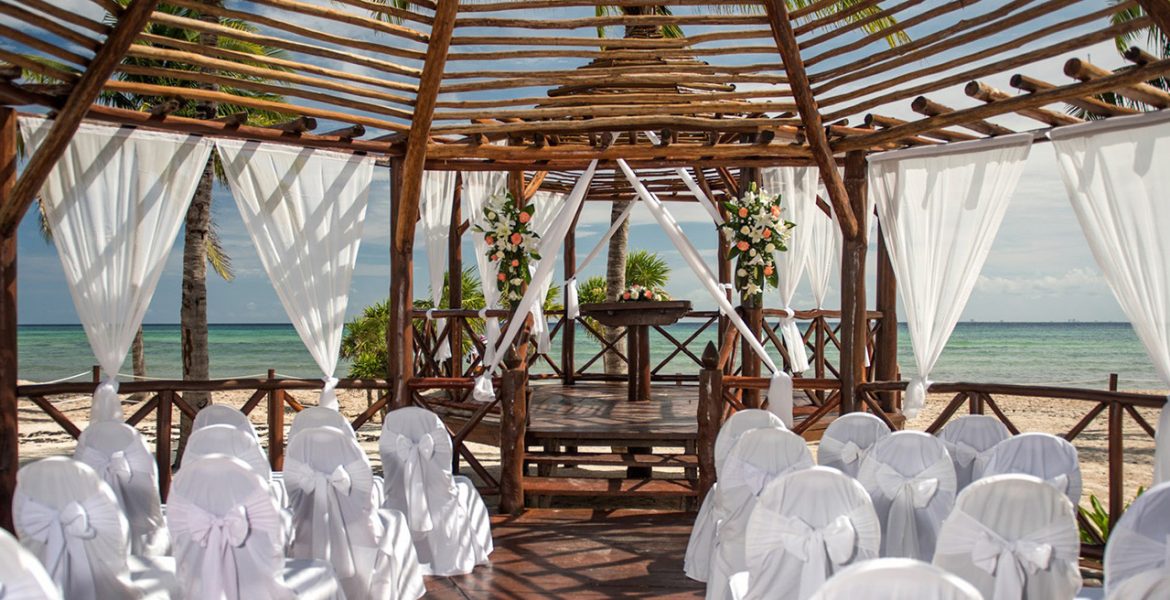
[528,189,564,355]
[463,171,509,365]
[19,117,214,422]
[869,134,1032,418]
[1050,110,1170,483]
[216,139,373,410]
[421,171,456,362]
[761,167,818,373]
[618,160,796,426]
[805,202,840,310]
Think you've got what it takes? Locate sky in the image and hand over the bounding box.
[7,1,1150,324]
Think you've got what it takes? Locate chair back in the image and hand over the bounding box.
[809,558,983,600]
[185,423,272,479]
[857,431,956,560]
[74,421,167,556]
[192,404,260,444]
[1104,480,1170,597]
[934,474,1081,599]
[981,432,1082,504]
[0,526,61,599]
[742,467,880,600]
[380,407,457,533]
[14,457,137,600]
[936,415,1011,490]
[818,412,891,478]
[290,406,355,440]
[715,409,786,475]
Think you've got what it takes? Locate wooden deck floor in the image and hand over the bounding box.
[424,509,704,599]
[529,382,698,439]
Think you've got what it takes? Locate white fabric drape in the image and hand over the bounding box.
[420,171,457,363]
[805,202,840,309]
[216,140,374,411]
[869,134,1033,418]
[463,171,510,365]
[1050,110,1170,484]
[529,190,565,356]
[472,162,598,402]
[761,167,818,373]
[19,117,214,423]
[617,160,796,426]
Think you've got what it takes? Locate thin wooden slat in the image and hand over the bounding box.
[0,108,15,532]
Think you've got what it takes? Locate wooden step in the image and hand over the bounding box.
[525,452,697,469]
[523,476,698,498]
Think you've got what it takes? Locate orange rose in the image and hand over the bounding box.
[764,266,774,276]
[519,212,531,224]
[644,290,652,299]
[771,206,780,217]
[738,207,749,218]
[510,259,519,267]
[497,273,506,281]
[737,241,749,251]
[490,254,498,261]
[762,229,772,239]
[511,233,522,245]
[485,236,494,245]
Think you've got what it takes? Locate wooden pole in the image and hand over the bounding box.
[266,368,284,471]
[0,107,17,532]
[498,348,527,514]
[839,151,869,414]
[697,342,722,503]
[388,157,414,409]
[448,173,463,377]
[874,222,899,411]
[562,208,578,385]
[1108,372,1123,530]
[156,390,173,502]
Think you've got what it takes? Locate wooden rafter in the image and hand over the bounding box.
[1135,0,1170,36]
[761,0,859,240]
[394,0,458,253]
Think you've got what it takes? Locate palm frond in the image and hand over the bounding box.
[362,0,412,25]
[205,217,234,281]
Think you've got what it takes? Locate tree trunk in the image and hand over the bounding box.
[130,326,146,403]
[175,157,214,466]
[603,200,629,375]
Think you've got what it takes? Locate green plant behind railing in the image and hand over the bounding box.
[1079,487,1144,543]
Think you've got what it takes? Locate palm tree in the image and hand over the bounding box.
[579,250,672,352]
[1077,4,1169,117]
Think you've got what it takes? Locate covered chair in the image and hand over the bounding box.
[732,466,880,600]
[981,432,1082,504]
[285,426,425,600]
[936,415,1011,490]
[934,474,1081,599]
[686,409,787,582]
[14,457,176,600]
[1108,570,1170,599]
[185,423,287,507]
[857,431,956,560]
[707,427,814,600]
[380,406,493,575]
[74,421,168,555]
[192,403,260,443]
[0,523,62,599]
[290,406,355,439]
[167,454,342,599]
[817,412,891,478]
[809,558,983,600]
[1103,480,1170,597]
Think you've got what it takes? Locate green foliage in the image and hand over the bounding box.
[1078,487,1144,543]
[1067,3,1168,120]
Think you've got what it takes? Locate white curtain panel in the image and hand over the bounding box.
[1050,110,1170,484]
[869,133,1033,418]
[420,171,456,362]
[463,171,509,365]
[805,202,841,309]
[529,189,565,356]
[761,167,818,373]
[19,117,214,423]
[216,139,374,411]
[618,160,797,426]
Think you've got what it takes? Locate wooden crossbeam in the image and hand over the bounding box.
[761,0,859,240]
[1135,0,1170,37]
[0,0,161,235]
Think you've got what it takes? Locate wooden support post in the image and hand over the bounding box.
[697,342,722,503]
[266,369,284,471]
[0,107,17,533]
[562,209,577,385]
[388,157,414,409]
[1108,373,1123,530]
[448,173,463,378]
[740,305,762,408]
[156,390,173,502]
[498,349,527,514]
[874,222,899,411]
[717,214,731,344]
[839,151,869,415]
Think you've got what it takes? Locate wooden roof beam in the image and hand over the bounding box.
[864,114,978,142]
[762,0,858,240]
[910,97,1014,137]
[1135,0,1170,37]
[964,81,1082,127]
[1065,57,1170,109]
[394,0,458,253]
[1124,46,1160,66]
[1010,74,1138,117]
[0,0,161,235]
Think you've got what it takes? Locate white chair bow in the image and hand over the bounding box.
[173,499,252,600]
[284,459,372,578]
[829,440,865,466]
[818,412,890,478]
[771,515,856,598]
[18,499,101,595]
[82,449,133,484]
[874,463,938,560]
[947,441,980,468]
[395,433,437,532]
[859,432,956,561]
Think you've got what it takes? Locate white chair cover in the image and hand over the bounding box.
[937,415,1012,490]
[14,457,174,600]
[0,522,63,599]
[809,558,984,600]
[285,426,425,600]
[192,404,260,444]
[686,409,787,582]
[1104,480,1170,596]
[708,428,814,600]
[981,432,1083,505]
[380,407,493,576]
[857,431,957,560]
[290,406,355,439]
[817,412,892,478]
[168,455,342,600]
[74,421,168,556]
[1108,570,1170,599]
[185,424,287,510]
[934,474,1082,600]
[737,467,881,600]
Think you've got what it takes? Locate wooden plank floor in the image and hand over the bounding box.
[528,382,699,437]
[424,509,705,599]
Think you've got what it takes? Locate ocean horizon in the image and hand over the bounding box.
[16,321,1164,391]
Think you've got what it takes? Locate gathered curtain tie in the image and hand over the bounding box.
[905,377,931,420]
[92,375,122,423]
[566,277,580,319]
[319,376,340,410]
[18,499,100,595]
[778,308,810,374]
[396,433,437,532]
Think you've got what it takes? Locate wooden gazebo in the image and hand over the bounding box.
[2,0,1169,549]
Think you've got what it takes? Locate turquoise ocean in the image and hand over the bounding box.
[15,321,1164,390]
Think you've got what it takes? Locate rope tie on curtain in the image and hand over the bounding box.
[319,376,340,411]
[93,375,122,423]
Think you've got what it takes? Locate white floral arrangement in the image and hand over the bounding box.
[473,191,540,307]
[721,182,794,303]
[618,284,670,303]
